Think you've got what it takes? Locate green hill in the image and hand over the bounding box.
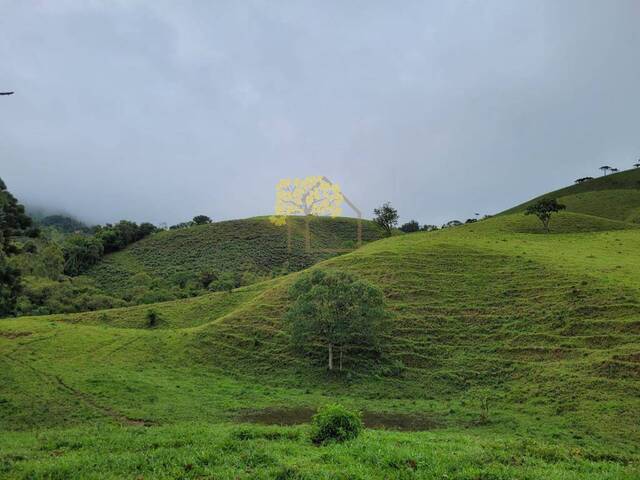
[1,209,639,478]
[86,216,385,298]
[504,167,640,223]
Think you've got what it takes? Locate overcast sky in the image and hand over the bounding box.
[1,0,639,226]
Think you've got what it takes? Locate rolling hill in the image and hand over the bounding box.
[1,184,640,477]
[86,216,385,298]
[504,167,640,223]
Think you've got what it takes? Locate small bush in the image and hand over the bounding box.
[310,404,363,444]
[146,309,160,328]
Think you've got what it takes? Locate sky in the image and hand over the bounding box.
[1,0,639,226]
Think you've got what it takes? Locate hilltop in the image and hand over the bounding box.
[504,167,640,223]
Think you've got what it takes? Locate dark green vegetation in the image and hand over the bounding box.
[286,270,388,370]
[1,171,640,478]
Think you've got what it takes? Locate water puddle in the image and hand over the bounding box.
[236,407,441,431]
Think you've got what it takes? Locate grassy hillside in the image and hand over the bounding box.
[504,167,640,222]
[86,216,385,298]
[1,211,639,478]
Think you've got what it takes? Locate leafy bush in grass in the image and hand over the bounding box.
[310,404,363,444]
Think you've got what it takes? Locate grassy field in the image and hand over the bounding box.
[1,178,640,478]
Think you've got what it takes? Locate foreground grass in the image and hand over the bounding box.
[1,423,638,480]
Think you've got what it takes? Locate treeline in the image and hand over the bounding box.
[62,221,159,276]
[0,178,34,316]
[398,217,488,233]
[0,177,169,317]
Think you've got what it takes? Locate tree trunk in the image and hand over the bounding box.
[328,344,333,370]
[339,346,343,371]
[305,216,311,252]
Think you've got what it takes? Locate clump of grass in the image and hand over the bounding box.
[310,404,363,444]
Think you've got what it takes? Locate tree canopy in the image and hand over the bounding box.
[525,198,566,232]
[400,220,420,233]
[285,269,388,371]
[373,202,398,236]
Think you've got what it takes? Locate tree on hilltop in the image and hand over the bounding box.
[399,220,420,233]
[373,202,399,236]
[599,165,611,176]
[525,198,566,233]
[192,215,212,225]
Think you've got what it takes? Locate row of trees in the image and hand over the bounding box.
[0,178,35,315]
[575,162,638,183]
[372,201,483,236]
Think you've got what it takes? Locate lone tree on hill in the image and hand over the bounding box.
[373,202,399,236]
[634,161,640,168]
[192,215,212,225]
[285,269,388,371]
[525,198,566,233]
[400,220,420,233]
[609,167,619,173]
[599,165,611,176]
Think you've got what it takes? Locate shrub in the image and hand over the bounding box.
[310,404,363,444]
[146,309,160,328]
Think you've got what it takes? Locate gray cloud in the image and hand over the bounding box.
[1,0,639,226]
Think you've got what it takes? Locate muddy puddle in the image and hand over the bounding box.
[236,407,441,431]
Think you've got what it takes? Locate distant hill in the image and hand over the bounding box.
[38,214,89,233]
[503,167,640,223]
[86,216,385,297]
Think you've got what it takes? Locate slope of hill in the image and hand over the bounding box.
[1,211,639,478]
[85,216,385,298]
[504,167,640,222]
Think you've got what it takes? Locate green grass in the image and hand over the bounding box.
[1,423,637,479]
[86,216,384,297]
[503,167,640,222]
[1,210,639,478]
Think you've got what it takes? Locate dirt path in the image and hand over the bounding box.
[3,353,153,427]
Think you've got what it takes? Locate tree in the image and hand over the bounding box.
[420,224,438,232]
[62,235,104,276]
[192,215,212,225]
[524,198,566,233]
[575,177,594,184]
[399,220,420,233]
[37,244,64,280]
[0,252,21,317]
[610,167,619,173]
[285,269,388,371]
[0,177,32,316]
[373,202,398,237]
[634,161,640,169]
[599,165,611,176]
[0,177,32,254]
